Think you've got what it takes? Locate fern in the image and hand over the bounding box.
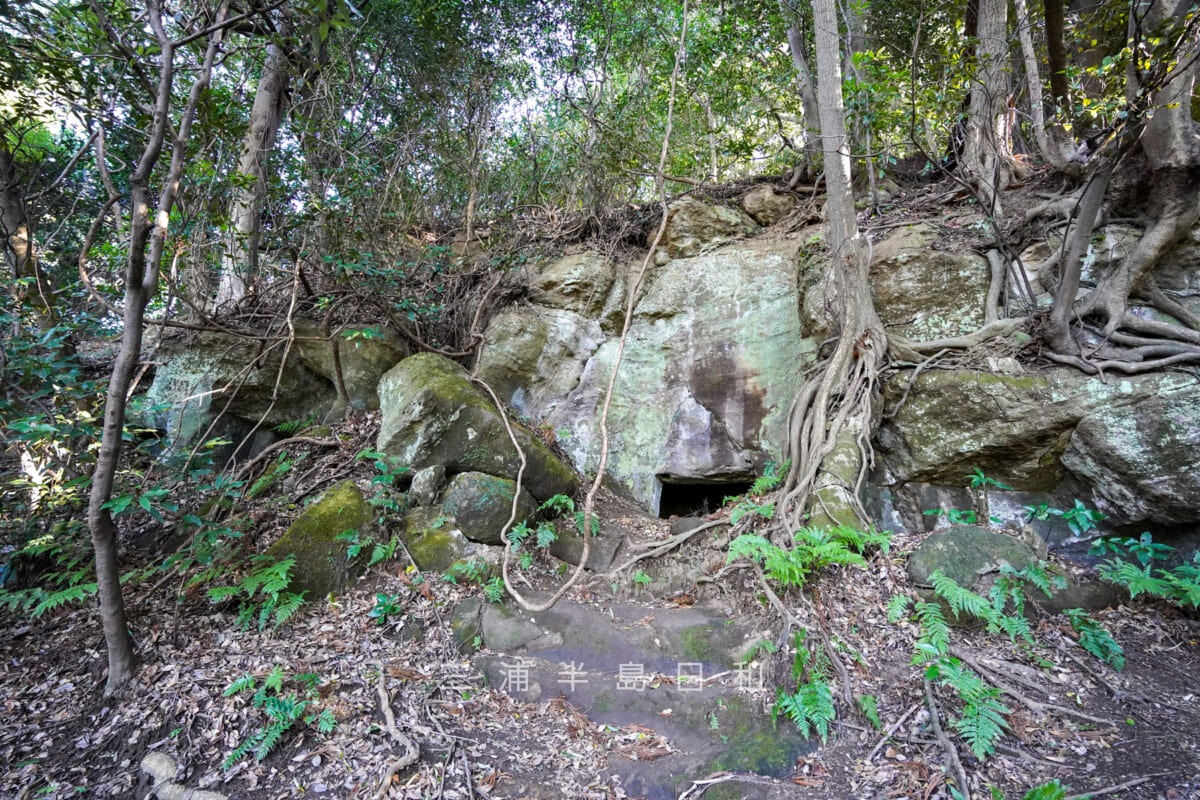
[776,679,835,742]
[224,666,336,769]
[224,673,256,697]
[856,694,882,730]
[930,571,997,623]
[886,594,911,623]
[1064,609,1124,671]
[913,601,950,663]
[748,460,788,495]
[1022,780,1067,800]
[932,658,1011,761]
[31,582,97,617]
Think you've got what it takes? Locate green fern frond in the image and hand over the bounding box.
[1064,609,1124,671]
[886,594,911,623]
[224,674,256,697]
[1022,780,1067,800]
[31,582,97,617]
[913,601,950,663]
[272,592,306,627]
[264,665,286,694]
[955,691,1011,760]
[776,680,835,742]
[930,571,997,623]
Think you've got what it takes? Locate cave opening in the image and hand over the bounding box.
[657,478,754,519]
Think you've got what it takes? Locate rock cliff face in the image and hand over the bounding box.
[477,229,814,514]
[472,195,1200,541]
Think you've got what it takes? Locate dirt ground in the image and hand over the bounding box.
[2,483,1198,800]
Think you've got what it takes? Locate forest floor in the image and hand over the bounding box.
[3,175,1200,800]
[2,467,1198,800]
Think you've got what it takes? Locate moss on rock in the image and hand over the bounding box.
[376,353,578,501]
[265,480,373,598]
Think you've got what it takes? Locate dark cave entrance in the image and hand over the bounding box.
[657,478,754,519]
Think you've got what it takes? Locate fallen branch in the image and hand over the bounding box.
[924,678,971,800]
[367,660,420,800]
[1063,773,1171,800]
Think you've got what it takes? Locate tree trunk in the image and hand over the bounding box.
[215,15,292,311]
[1,141,57,325]
[778,0,887,531]
[963,0,1012,218]
[1013,0,1077,171]
[88,0,229,695]
[783,14,823,182]
[1044,0,1070,111]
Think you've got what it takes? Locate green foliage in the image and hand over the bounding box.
[912,601,950,663]
[1064,609,1124,671]
[922,507,979,526]
[632,571,652,588]
[222,666,337,769]
[483,576,505,603]
[1022,780,1067,800]
[1091,534,1199,609]
[749,460,788,495]
[885,594,912,623]
[1027,499,1105,537]
[207,555,307,630]
[369,593,405,625]
[336,529,400,568]
[856,694,882,730]
[775,679,835,742]
[927,658,1011,761]
[967,469,1013,491]
[728,526,889,591]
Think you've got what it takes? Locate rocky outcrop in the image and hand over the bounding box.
[376,352,578,502]
[741,185,795,226]
[1061,387,1200,526]
[661,197,759,258]
[291,319,408,411]
[804,223,991,342]
[138,331,334,463]
[265,480,372,598]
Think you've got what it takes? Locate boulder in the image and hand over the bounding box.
[877,368,1196,490]
[291,319,409,411]
[1061,386,1200,526]
[137,332,334,462]
[474,308,603,417]
[906,525,1038,589]
[871,223,990,343]
[542,239,813,511]
[528,252,615,316]
[401,506,486,572]
[741,185,795,226]
[265,480,373,598]
[376,353,579,501]
[662,197,759,258]
[409,465,447,507]
[440,472,538,545]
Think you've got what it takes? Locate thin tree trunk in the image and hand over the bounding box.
[1044,0,1070,111]
[782,10,823,182]
[963,0,1011,218]
[215,15,292,311]
[1013,0,1076,170]
[88,0,230,695]
[1,142,58,325]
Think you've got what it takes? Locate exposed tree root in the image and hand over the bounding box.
[367,660,420,800]
[925,677,971,800]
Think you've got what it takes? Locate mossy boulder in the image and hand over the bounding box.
[136,331,333,460]
[662,197,759,258]
[292,319,409,411]
[906,525,1038,589]
[401,506,480,572]
[376,352,579,501]
[440,472,537,545]
[266,480,373,598]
